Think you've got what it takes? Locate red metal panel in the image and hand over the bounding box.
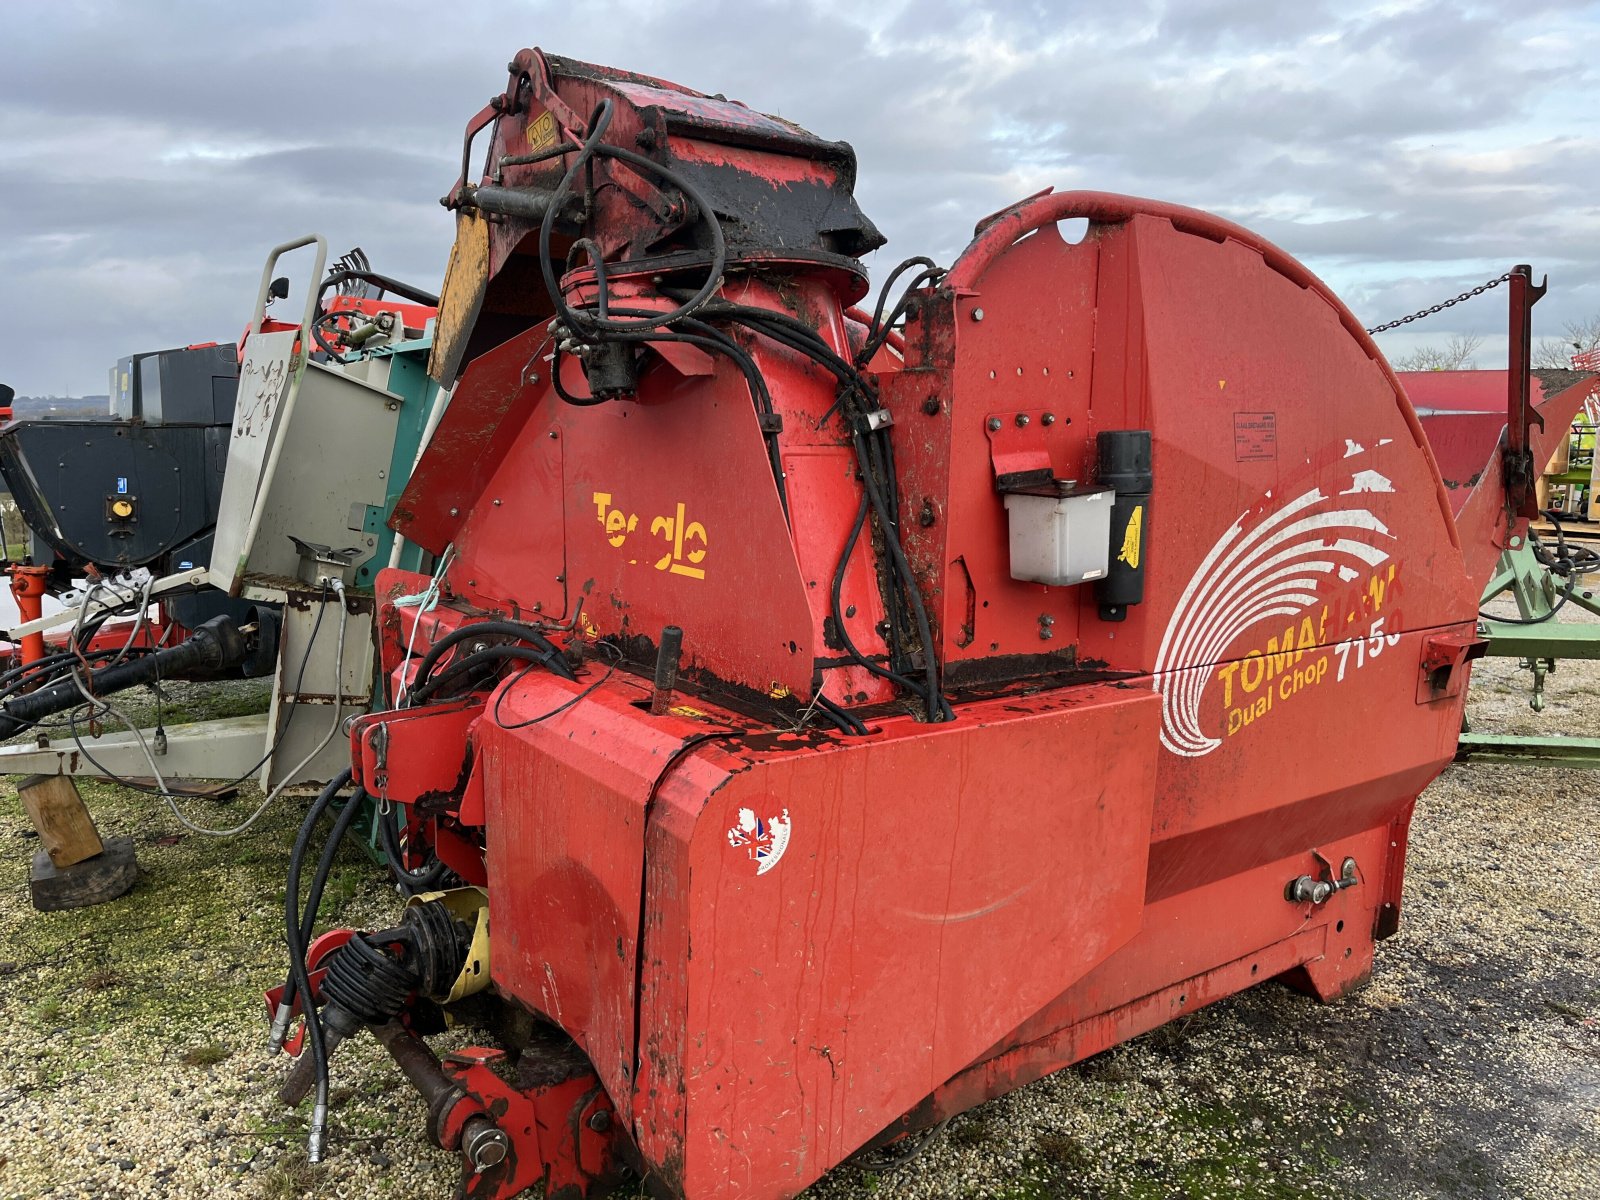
[362,56,1528,1190]
[1440,374,1599,589]
[477,675,732,1112]
[392,327,549,556]
[635,684,1160,1195]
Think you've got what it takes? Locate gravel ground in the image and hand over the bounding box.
[0,627,1596,1200]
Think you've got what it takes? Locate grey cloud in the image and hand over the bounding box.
[1,0,1597,394]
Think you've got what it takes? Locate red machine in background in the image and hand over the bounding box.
[270,51,1512,1199]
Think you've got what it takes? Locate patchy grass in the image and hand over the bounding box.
[179,1041,232,1068]
[258,1155,324,1200]
[81,965,124,991]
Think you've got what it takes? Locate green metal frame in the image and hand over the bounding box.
[350,332,446,589]
[344,331,446,859]
[1457,535,1600,767]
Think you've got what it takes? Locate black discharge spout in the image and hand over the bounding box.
[0,615,249,740]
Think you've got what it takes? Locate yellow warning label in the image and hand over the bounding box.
[525,110,558,154]
[1118,505,1143,569]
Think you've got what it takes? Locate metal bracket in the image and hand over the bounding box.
[1286,855,1358,906]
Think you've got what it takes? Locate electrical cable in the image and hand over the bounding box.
[395,545,455,707]
[65,591,348,837]
[491,639,622,730]
[62,588,328,794]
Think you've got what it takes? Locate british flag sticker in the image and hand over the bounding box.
[725,807,792,876]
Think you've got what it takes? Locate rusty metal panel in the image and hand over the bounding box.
[429,210,493,388]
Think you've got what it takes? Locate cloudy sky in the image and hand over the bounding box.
[2,0,1597,396]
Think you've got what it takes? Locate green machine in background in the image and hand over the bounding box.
[326,329,448,590]
[1458,527,1600,768]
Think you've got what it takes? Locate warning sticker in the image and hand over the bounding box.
[1233,412,1277,462]
[525,110,558,154]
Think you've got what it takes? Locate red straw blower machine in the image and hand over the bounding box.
[270,51,1509,1199]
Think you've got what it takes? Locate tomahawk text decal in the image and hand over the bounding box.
[592,491,709,580]
[726,807,791,876]
[1153,453,1401,757]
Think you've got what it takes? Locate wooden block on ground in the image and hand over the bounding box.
[29,836,138,911]
[17,773,103,868]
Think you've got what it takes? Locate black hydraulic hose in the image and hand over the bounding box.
[862,429,912,675]
[865,257,939,338]
[816,694,869,736]
[829,492,938,708]
[857,266,945,368]
[1482,564,1578,625]
[0,616,246,740]
[408,621,574,698]
[408,644,577,707]
[300,787,370,968]
[379,802,448,893]
[316,268,439,311]
[279,768,354,1160]
[274,770,353,1030]
[0,646,149,702]
[538,100,728,336]
[853,431,952,721]
[310,311,356,361]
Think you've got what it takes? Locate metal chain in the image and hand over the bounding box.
[1365,272,1514,335]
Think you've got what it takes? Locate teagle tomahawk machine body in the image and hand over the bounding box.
[271,51,1498,1198]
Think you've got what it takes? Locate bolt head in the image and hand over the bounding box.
[971,308,985,322]
[1015,413,1029,427]
[1042,413,1056,426]
[986,417,1002,432]
[449,507,460,517]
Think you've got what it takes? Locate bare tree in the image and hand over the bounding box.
[1534,312,1600,370]
[0,495,28,558]
[1393,333,1483,372]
